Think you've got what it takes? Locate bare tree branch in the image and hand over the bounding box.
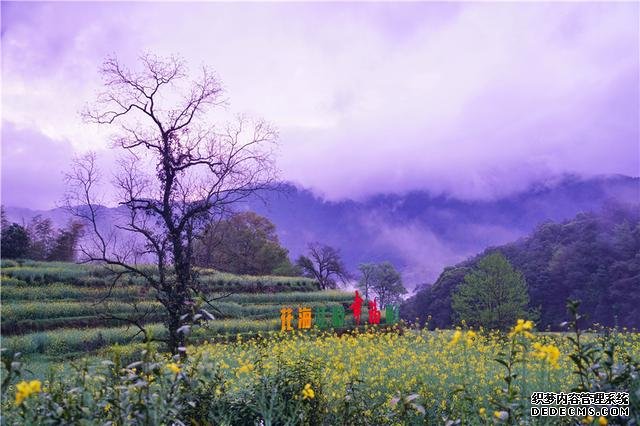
[66,54,278,354]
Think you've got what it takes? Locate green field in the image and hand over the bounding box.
[0,260,353,367]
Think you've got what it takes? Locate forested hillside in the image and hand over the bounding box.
[6,175,639,287]
[402,204,640,329]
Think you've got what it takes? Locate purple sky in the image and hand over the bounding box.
[2,1,638,209]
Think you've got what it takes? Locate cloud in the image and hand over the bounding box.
[358,209,525,287]
[370,219,464,286]
[1,121,74,209]
[1,2,638,207]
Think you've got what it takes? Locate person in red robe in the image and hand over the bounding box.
[349,290,364,326]
[368,299,381,325]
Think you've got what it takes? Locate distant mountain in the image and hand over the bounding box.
[401,203,640,329]
[4,174,639,289]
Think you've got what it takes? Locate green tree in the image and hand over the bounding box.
[26,215,55,261]
[357,262,377,301]
[195,212,296,276]
[47,221,84,262]
[452,252,530,330]
[1,223,30,259]
[369,261,407,308]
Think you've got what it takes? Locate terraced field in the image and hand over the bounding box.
[0,260,353,362]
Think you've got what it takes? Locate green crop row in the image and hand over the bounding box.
[0,283,146,301]
[1,324,166,356]
[2,296,347,334]
[2,301,162,321]
[2,296,350,322]
[2,315,166,336]
[2,318,283,357]
[196,270,317,289]
[222,290,353,305]
[2,281,352,304]
[0,276,28,286]
[3,299,345,333]
[1,262,319,292]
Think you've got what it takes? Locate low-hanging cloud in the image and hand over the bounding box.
[1,2,638,207]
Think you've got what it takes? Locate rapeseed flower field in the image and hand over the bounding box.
[3,321,637,425]
[185,325,638,424]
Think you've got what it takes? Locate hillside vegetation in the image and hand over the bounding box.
[0,261,353,358]
[403,204,640,329]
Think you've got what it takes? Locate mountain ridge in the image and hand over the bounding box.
[401,203,640,329]
[4,174,639,288]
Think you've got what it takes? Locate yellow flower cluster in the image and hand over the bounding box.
[448,329,478,347]
[237,362,255,375]
[532,342,561,369]
[180,322,639,421]
[448,330,463,347]
[15,380,41,405]
[166,362,181,374]
[301,383,315,400]
[509,319,535,338]
[465,330,477,346]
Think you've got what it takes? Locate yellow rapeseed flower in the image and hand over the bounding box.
[598,417,608,426]
[15,380,42,405]
[494,411,508,421]
[237,363,254,375]
[166,363,181,374]
[509,319,535,338]
[532,342,561,368]
[302,383,315,400]
[448,330,462,347]
[479,407,486,415]
[466,330,477,346]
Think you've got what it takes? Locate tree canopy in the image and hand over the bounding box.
[194,211,296,276]
[402,204,640,329]
[451,252,530,330]
[357,263,377,301]
[358,261,407,308]
[1,208,83,261]
[1,223,30,259]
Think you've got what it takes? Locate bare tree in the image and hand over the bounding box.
[296,242,349,290]
[65,54,278,354]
